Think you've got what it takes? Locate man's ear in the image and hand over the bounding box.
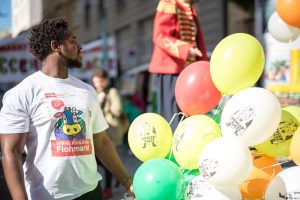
[50,40,60,52]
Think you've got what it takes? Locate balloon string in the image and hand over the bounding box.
[212,96,224,120]
[168,148,173,161]
[260,158,293,170]
[169,112,187,126]
[168,112,187,161]
[212,95,229,125]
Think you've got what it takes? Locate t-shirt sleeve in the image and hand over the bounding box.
[0,88,30,134]
[91,91,109,134]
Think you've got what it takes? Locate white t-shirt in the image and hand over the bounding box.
[0,71,109,200]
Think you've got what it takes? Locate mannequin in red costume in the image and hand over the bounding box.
[149,0,208,130]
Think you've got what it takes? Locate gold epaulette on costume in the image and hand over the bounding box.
[157,0,176,14]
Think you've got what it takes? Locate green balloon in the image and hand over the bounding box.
[133,159,183,200]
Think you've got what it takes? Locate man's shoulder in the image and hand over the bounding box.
[5,72,38,95]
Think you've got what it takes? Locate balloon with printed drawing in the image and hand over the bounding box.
[198,137,253,187]
[220,87,281,147]
[210,33,265,95]
[284,106,300,166]
[185,176,242,200]
[268,12,300,43]
[276,0,300,28]
[128,113,172,162]
[133,158,183,200]
[240,152,282,200]
[255,109,300,157]
[172,115,221,169]
[175,61,222,115]
[265,166,300,200]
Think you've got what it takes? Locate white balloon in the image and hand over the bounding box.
[198,137,252,187]
[215,185,242,200]
[265,166,300,200]
[268,12,300,43]
[185,176,241,200]
[221,87,281,146]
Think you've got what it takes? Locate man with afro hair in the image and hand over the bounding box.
[0,18,134,200]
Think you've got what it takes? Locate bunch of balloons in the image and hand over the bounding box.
[126,1,300,198]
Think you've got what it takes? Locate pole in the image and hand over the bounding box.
[99,0,109,70]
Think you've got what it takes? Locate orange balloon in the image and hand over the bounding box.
[276,0,300,28]
[240,152,282,200]
[290,128,300,165]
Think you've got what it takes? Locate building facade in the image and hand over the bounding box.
[11,0,43,37]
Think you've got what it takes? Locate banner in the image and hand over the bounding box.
[0,35,39,83]
[0,36,117,83]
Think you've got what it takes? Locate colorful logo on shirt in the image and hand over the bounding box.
[53,107,86,140]
[51,99,64,110]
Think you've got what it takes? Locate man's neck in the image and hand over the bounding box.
[41,56,69,79]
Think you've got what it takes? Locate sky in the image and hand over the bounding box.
[0,0,12,31]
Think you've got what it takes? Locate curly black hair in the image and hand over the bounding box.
[28,18,70,61]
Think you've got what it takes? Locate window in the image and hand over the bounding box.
[84,1,90,29]
[138,17,154,64]
[116,26,132,70]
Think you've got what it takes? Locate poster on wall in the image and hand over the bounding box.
[262,0,300,106]
[263,33,300,88]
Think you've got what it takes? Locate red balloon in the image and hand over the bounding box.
[175,61,222,115]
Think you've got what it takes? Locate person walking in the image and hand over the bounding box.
[0,18,133,200]
[92,68,128,199]
[149,0,208,131]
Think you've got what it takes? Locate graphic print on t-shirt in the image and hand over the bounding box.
[51,105,92,157]
[53,106,86,140]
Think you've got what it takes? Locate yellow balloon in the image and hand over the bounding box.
[128,113,172,162]
[255,109,299,157]
[172,115,221,169]
[210,33,265,95]
[283,106,300,122]
[290,128,300,165]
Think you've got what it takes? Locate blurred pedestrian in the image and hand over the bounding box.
[122,94,142,153]
[92,68,129,199]
[0,18,133,200]
[149,0,208,131]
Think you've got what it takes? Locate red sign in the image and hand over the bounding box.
[51,139,93,156]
